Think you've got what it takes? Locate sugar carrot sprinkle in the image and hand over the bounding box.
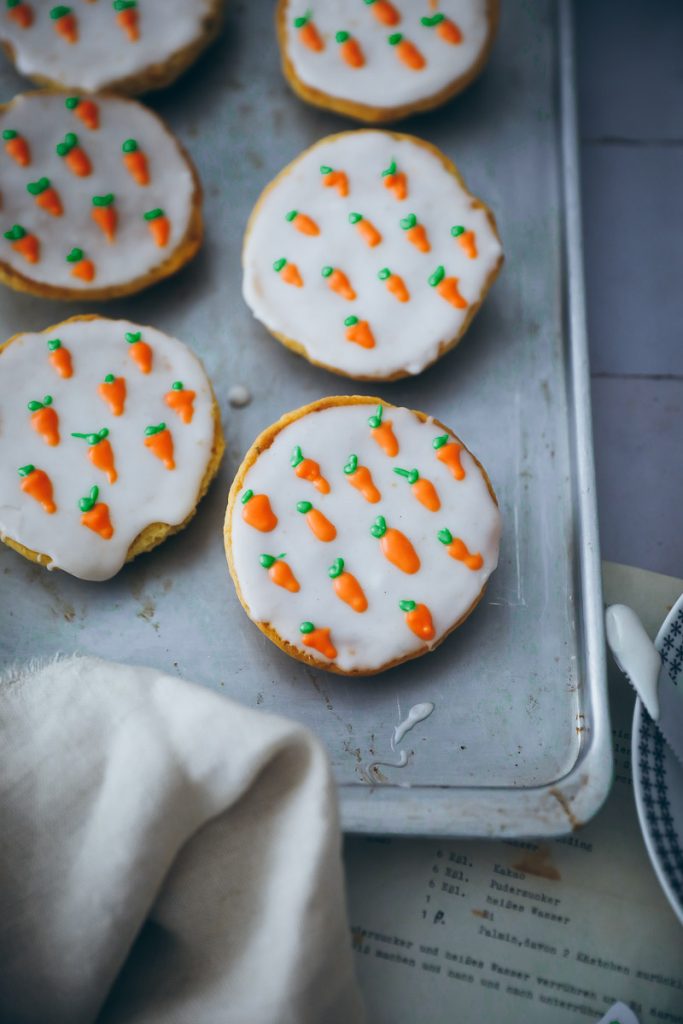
[92,194,117,242]
[28,395,60,446]
[6,0,34,29]
[399,599,435,641]
[381,159,408,200]
[433,433,465,480]
[387,32,425,70]
[122,138,149,185]
[273,257,303,287]
[3,129,30,167]
[164,381,195,424]
[421,12,462,44]
[300,621,337,660]
[18,464,56,514]
[294,9,324,51]
[336,30,364,67]
[285,209,319,236]
[98,374,126,416]
[344,315,375,349]
[451,225,477,259]
[320,165,348,197]
[377,266,409,302]
[125,331,152,373]
[428,265,467,308]
[65,96,99,131]
[144,207,170,247]
[79,486,113,539]
[241,489,278,532]
[344,454,381,503]
[291,445,330,493]
[47,337,72,378]
[400,213,430,253]
[329,557,367,613]
[368,404,399,457]
[260,553,300,593]
[438,528,483,571]
[364,0,400,27]
[371,516,420,574]
[4,224,39,264]
[27,178,63,218]
[66,247,95,282]
[143,422,175,470]
[71,428,117,484]
[393,467,440,511]
[56,132,91,176]
[322,265,355,300]
[348,212,382,247]
[297,500,336,542]
[114,0,139,42]
[50,5,78,43]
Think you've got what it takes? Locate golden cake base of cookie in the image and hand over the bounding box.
[242,131,504,382]
[0,315,225,575]
[276,0,500,125]
[0,0,223,97]
[224,395,498,676]
[0,92,203,302]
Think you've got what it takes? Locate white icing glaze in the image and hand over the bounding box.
[242,131,502,379]
[392,701,434,747]
[606,604,661,721]
[282,0,492,110]
[0,318,215,581]
[0,92,196,292]
[229,400,501,673]
[228,384,252,408]
[1,0,216,92]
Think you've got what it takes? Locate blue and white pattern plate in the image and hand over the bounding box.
[632,594,683,926]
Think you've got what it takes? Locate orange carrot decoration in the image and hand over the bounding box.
[393,467,441,511]
[241,489,278,532]
[320,164,349,197]
[18,464,56,514]
[297,500,336,542]
[344,454,381,503]
[381,159,408,200]
[285,209,319,236]
[66,247,95,282]
[114,0,139,41]
[451,224,477,259]
[71,427,118,483]
[348,211,382,248]
[368,404,399,457]
[91,194,117,242]
[47,337,72,378]
[300,621,337,660]
[27,178,63,218]
[260,553,300,593]
[56,132,91,177]
[3,129,30,167]
[321,265,356,300]
[6,0,34,29]
[50,5,78,43]
[165,381,195,424]
[329,557,367,613]
[371,515,420,574]
[387,32,425,70]
[98,374,127,416]
[400,213,430,253]
[79,485,114,540]
[4,224,39,264]
[433,433,465,480]
[144,207,170,247]
[28,395,60,447]
[421,12,462,44]
[143,422,175,470]
[364,0,400,27]
[399,599,435,641]
[291,445,330,494]
[335,30,364,67]
[293,9,324,51]
[273,257,303,287]
[65,96,100,131]
[344,315,375,349]
[125,331,152,373]
[377,266,410,303]
[428,265,467,308]
[122,138,149,185]
[437,528,483,571]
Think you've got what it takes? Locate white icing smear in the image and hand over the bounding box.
[283,0,492,110]
[243,131,502,379]
[606,604,661,721]
[0,92,196,291]
[229,401,501,673]
[393,701,435,748]
[0,0,216,92]
[0,318,216,581]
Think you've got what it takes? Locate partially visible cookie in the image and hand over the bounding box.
[242,129,503,380]
[0,0,223,95]
[225,396,501,676]
[0,316,224,581]
[277,0,499,123]
[0,91,202,300]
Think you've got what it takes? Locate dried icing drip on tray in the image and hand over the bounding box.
[0,92,197,295]
[228,400,501,673]
[282,0,493,113]
[0,0,217,92]
[243,131,502,379]
[0,318,215,581]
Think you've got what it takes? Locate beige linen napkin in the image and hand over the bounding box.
[0,655,364,1024]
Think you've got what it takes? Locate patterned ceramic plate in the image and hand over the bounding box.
[632,594,683,926]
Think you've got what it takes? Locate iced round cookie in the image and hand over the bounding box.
[0,316,224,581]
[225,396,501,676]
[242,130,503,381]
[0,0,223,95]
[0,90,202,300]
[277,0,499,123]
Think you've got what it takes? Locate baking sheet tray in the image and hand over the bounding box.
[0,0,611,836]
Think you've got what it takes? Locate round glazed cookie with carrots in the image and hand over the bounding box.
[0,315,224,581]
[0,0,223,95]
[225,396,501,676]
[0,91,202,300]
[277,0,499,123]
[242,129,503,381]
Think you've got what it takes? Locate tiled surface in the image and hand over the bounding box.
[576,0,683,575]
